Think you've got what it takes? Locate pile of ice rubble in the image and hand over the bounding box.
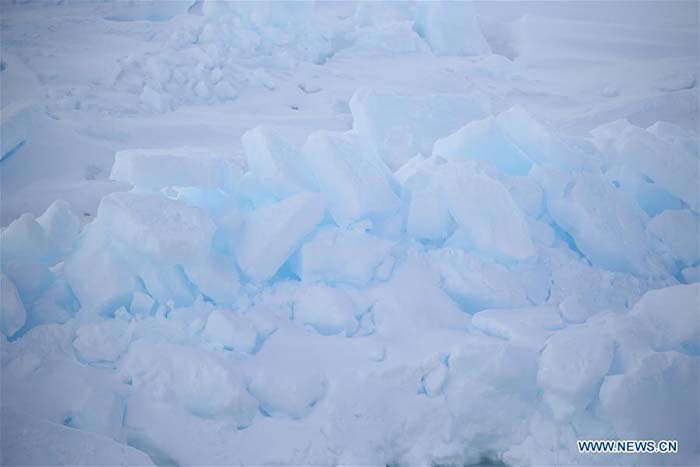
[2,87,699,466]
[110,0,491,112]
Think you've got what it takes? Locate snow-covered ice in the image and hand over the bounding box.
[1,1,698,466]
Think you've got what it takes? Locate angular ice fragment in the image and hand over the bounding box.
[346,21,428,56]
[110,147,241,191]
[97,191,216,265]
[1,272,26,337]
[1,213,55,266]
[406,182,454,242]
[350,88,489,170]
[202,309,258,354]
[129,291,156,317]
[548,172,668,276]
[3,259,54,305]
[628,283,699,353]
[297,227,395,285]
[242,126,314,199]
[592,119,699,212]
[648,209,699,266]
[413,0,490,56]
[599,352,699,459]
[538,327,615,420]
[443,169,535,261]
[184,252,240,306]
[433,116,533,175]
[426,248,535,312]
[293,284,358,336]
[36,200,80,256]
[682,265,699,283]
[472,305,564,348]
[73,318,132,363]
[647,120,698,159]
[234,192,325,282]
[303,130,399,226]
[63,225,139,316]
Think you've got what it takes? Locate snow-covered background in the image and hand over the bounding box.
[1,1,698,465]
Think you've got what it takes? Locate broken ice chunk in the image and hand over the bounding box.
[233,191,325,282]
[303,130,399,227]
[110,147,241,191]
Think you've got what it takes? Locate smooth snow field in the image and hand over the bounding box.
[1,1,699,466]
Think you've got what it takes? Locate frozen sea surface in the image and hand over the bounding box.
[1,1,698,466]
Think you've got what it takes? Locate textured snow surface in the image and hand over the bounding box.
[1,1,699,466]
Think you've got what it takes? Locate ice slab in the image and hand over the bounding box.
[346,21,428,56]
[1,272,26,337]
[110,147,241,191]
[242,126,315,200]
[202,309,258,354]
[426,248,539,312]
[1,213,55,266]
[350,88,490,170]
[293,284,358,336]
[538,326,615,420]
[303,130,399,227]
[443,167,535,261]
[63,224,139,316]
[628,283,699,353]
[96,191,216,266]
[296,227,395,285]
[36,200,80,256]
[433,116,533,175]
[592,119,699,213]
[548,172,669,276]
[648,209,699,267]
[73,318,132,364]
[472,305,564,348]
[184,251,240,306]
[234,192,325,282]
[599,352,699,461]
[413,1,490,56]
